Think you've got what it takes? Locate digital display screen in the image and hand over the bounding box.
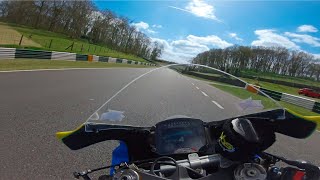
[155,118,207,155]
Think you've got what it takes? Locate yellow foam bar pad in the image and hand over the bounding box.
[286,108,320,123]
[56,124,84,140]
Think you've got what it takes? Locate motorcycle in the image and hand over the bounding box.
[56,64,320,180]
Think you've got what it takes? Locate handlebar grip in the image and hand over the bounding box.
[279,167,320,180]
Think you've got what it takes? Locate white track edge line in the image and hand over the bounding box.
[201,91,208,97]
[211,100,224,109]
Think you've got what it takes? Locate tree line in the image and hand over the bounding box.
[0,0,163,60]
[192,46,320,81]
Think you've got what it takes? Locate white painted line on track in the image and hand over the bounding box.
[201,91,208,97]
[196,86,200,90]
[212,100,224,109]
[192,83,195,85]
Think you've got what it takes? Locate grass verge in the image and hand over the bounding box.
[242,78,320,102]
[212,84,278,110]
[212,84,320,130]
[0,22,147,62]
[0,59,150,71]
[241,70,320,87]
[181,72,319,102]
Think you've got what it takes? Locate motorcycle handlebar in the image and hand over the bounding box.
[159,154,222,174]
[158,153,320,179]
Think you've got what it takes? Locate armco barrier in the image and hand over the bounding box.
[259,88,282,101]
[87,55,93,62]
[313,102,320,114]
[108,57,117,63]
[76,54,88,61]
[116,58,122,63]
[51,51,76,61]
[281,93,315,110]
[176,71,318,113]
[0,47,155,66]
[98,56,108,62]
[241,74,320,91]
[0,48,15,59]
[257,86,319,114]
[15,49,51,59]
[122,59,128,64]
[185,71,246,87]
[93,55,99,62]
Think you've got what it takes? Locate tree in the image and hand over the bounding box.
[192,45,318,80]
[0,0,158,60]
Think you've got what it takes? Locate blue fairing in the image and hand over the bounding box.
[110,141,129,175]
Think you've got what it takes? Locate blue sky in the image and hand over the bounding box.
[94,0,320,63]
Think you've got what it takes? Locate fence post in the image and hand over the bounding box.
[88,45,91,52]
[81,44,84,52]
[49,39,53,49]
[19,35,24,46]
[94,46,97,53]
[65,42,74,51]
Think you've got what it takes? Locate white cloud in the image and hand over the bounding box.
[152,35,232,63]
[297,25,318,33]
[229,33,243,41]
[152,24,162,28]
[251,29,300,49]
[284,32,320,47]
[147,29,157,34]
[132,21,158,34]
[313,53,320,60]
[132,21,149,31]
[186,35,233,48]
[186,0,218,20]
[169,0,220,21]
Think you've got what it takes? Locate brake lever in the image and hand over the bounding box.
[264,152,320,179]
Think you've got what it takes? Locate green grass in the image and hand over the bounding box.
[182,71,319,102]
[183,73,214,82]
[0,22,147,62]
[211,84,319,116]
[241,70,320,87]
[211,84,277,110]
[242,78,320,102]
[0,59,150,71]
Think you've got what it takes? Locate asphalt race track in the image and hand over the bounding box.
[1,67,319,179]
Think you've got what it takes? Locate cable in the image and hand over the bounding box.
[150,156,178,176]
[184,166,205,178]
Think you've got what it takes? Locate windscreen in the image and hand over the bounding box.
[84,64,285,130]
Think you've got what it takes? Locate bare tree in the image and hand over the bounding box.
[192,46,319,80]
[0,0,157,60]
